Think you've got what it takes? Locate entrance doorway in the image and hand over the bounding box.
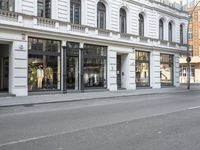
[66,57,79,90]
[117,55,121,89]
[0,44,9,93]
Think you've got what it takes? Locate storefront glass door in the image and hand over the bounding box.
[67,57,79,90]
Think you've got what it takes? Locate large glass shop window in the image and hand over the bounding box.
[28,38,61,92]
[83,44,107,88]
[160,54,173,86]
[135,51,150,87]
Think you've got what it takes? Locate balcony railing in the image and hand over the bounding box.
[0,10,18,22]
[98,29,110,37]
[0,10,187,51]
[36,17,56,28]
[71,24,86,33]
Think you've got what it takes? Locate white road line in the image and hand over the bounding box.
[187,106,200,110]
[0,131,71,147]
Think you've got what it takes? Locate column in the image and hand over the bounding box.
[151,51,161,88]
[10,40,28,96]
[61,41,66,91]
[107,50,117,91]
[174,54,180,87]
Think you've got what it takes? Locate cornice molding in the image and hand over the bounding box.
[127,0,188,20]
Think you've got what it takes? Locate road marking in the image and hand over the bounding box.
[187,106,200,110]
[0,131,71,147]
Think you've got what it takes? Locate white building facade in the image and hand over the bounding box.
[0,0,188,96]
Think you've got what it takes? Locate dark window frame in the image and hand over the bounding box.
[159,19,164,40]
[28,37,61,92]
[97,2,106,29]
[0,0,15,11]
[119,8,127,33]
[70,0,81,24]
[37,0,51,18]
[180,24,184,45]
[139,14,144,37]
[168,22,173,42]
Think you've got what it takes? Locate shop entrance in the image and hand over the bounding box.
[0,44,9,93]
[64,42,80,92]
[117,55,122,89]
[66,57,79,90]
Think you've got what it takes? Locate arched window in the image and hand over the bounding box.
[168,22,173,42]
[139,14,144,37]
[70,0,81,24]
[180,24,183,45]
[97,2,106,29]
[159,19,164,40]
[119,8,127,33]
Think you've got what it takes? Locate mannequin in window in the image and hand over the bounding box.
[45,66,53,88]
[37,65,44,88]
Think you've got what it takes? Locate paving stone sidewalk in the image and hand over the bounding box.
[0,86,199,107]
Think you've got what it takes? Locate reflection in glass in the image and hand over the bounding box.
[67,57,79,90]
[28,55,60,91]
[135,51,150,87]
[83,44,107,88]
[160,54,173,86]
[28,38,61,92]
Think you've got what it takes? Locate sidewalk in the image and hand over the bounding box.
[0,86,199,107]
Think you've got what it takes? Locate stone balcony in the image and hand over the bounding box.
[0,10,187,52]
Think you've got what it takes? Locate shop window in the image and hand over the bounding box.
[37,0,51,18]
[70,0,81,24]
[135,51,150,87]
[97,2,106,29]
[0,0,14,11]
[28,37,61,92]
[83,44,107,88]
[160,54,173,86]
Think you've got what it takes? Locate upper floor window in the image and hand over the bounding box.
[139,14,144,37]
[188,28,192,40]
[0,0,14,11]
[180,24,184,45]
[70,0,81,24]
[119,8,127,33]
[159,19,164,40]
[97,2,106,29]
[37,0,51,18]
[168,22,173,42]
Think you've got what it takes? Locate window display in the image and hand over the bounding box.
[83,44,107,88]
[28,38,61,92]
[160,54,173,86]
[135,51,150,87]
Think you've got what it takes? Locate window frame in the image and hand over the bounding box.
[119,8,127,33]
[70,0,81,24]
[0,0,15,11]
[97,2,106,29]
[37,0,51,18]
[159,19,164,40]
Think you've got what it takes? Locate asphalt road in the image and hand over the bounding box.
[0,91,200,150]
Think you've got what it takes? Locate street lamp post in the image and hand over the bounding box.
[186,1,200,90]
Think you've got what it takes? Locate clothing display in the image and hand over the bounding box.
[37,67,44,88]
[45,66,53,87]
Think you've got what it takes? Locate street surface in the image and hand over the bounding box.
[0,91,200,150]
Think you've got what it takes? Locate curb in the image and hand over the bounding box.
[0,89,196,108]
